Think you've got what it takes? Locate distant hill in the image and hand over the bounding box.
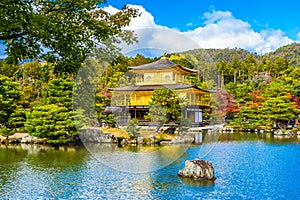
[182,48,255,64]
[264,42,300,66]
[176,43,300,67]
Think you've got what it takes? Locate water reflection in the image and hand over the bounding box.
[84,143,191,173]
[217,132,300,144]
[0,132,299,199]
[0,145,28,194]
[0,144,90,199]
[179,177,215,187]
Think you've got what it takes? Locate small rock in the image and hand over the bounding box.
[121,139,130,145]
[149,135,156,141]
[100,134,113,143]
[0,135,6,143]
[79,128,108,143]
[34,138,48,144]
[8,133,28,143]
[260,129,264,134]
[21,135,37,143]
[178,159,216,180]
[159,141,170,145]
[137,137,144,144]
[170,135,194,144]
[285,130,293,135]
[273,129,283,135]
[130,139,137,144]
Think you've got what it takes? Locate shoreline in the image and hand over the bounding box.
[1,125,300,146]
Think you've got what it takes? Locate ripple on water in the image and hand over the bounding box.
[0,136,300,199]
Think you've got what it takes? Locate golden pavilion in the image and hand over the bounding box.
[107,57,211,126]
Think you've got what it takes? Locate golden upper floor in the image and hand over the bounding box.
[110,85,211,107]
[129,59,198,86]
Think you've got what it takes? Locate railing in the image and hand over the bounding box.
[113,100,129,106]
[112,99,150,106]
[186,99,210,107]
[135,79,192,85]
[113,98,210,107]
[130,100,148,106]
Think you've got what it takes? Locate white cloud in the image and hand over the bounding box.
[125,5,157,29]
[183,11,264,50]
[297,32,300,40]
[183,10,295,54]
[256,30,294,54]
[103,4,157,29]
[102,5,119,15]
[105,5,199,55]
[103,4,297,55]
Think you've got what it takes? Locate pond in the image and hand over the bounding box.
[0,133,300,199]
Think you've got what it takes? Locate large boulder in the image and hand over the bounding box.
[79,128,113,143]
[0,135,6,143]
[8,133,28,143]
[178,160,216,180]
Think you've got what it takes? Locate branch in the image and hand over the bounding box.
[0,33,24,40]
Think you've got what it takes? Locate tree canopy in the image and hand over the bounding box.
[0,0,139,73]
[147,88,183,125]
[0,75,21,135]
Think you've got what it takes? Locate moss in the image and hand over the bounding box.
[100,127,130,139]
[154,132,175,142]
[47,138,71,144]
[143,137,151,144]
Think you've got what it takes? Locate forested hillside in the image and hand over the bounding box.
[181,43,300,67]
[1,43,300,143]
[183,48,255,64]
[171,43,300,129]
[265,42,300,66]
[0,55,155,143]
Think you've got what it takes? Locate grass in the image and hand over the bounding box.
[154,132,176,141]
[100,127,130,139]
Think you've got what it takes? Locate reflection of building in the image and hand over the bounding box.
[107,57,211,126]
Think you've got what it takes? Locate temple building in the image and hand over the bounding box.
[107,57,211,126]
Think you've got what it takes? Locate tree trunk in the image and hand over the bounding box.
[234,70,237,83]
[221,72,224,89]
[156,122,164,132]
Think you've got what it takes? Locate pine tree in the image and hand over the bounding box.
[126,118,140,139]
[260,96,299,128]
[0,75,21,136]
[25,78,85,143]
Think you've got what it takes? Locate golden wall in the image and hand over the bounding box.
[111,89,210,107]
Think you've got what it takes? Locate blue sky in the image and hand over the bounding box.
[102,0,300,56]
[104,0,300,39]
[1,1,299,58]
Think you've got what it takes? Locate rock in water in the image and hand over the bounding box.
[178,160,216,180]
[170,135,194,144]
[21,135,37,143]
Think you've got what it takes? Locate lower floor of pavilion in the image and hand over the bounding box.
[104,105,209,127]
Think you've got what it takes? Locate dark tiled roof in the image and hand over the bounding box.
[129,59,198,73]
[109,84,209,92]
